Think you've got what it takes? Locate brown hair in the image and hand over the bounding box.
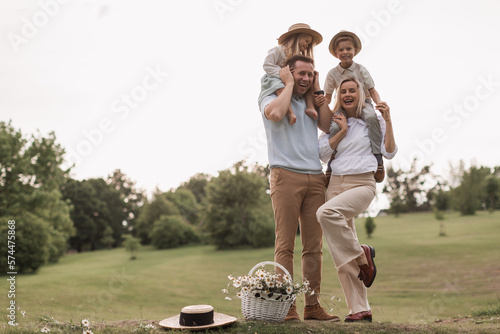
[333,35,359,53]
[284,54,314,69]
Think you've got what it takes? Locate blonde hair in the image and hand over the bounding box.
[281,33,316,63]
[332,77,366,118]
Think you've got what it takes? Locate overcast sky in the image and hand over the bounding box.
[2,0,500,207]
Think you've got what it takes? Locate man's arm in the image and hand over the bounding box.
[264,66,294,122]
[313,71,333,133]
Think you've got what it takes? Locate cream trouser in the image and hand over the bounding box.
[316,172,376,314]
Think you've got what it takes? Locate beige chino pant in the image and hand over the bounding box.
[270,167,325,306]
[316,172,376,314]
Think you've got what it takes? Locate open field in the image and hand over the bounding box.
[1,211,500,333]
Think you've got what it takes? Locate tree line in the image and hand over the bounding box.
[0,122,274,273]
[383,159,500,216]
[1,122,499,273]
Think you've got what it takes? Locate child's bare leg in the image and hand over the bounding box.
[305,89,318,120]
[276,87,296,124]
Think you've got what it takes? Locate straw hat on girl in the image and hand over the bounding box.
[278,23,323,45]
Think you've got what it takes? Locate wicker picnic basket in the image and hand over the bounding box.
[240,261,295,322]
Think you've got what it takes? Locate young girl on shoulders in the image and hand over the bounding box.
[258,23,323,125]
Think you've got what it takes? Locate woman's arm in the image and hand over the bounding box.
[328,113,348,150]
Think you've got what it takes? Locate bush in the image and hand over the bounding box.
[365,216,376,238]
[150,215,199,249]
[0,214,51,273]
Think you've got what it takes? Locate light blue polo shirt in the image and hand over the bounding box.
[260,94,322,174]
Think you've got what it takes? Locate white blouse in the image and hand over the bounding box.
[318,113,397,176]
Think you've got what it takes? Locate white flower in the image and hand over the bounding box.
[256,283,263,290]
[236,292,242,299]
[41,328,50,333]
[221,289,228,294]
[228,275,234,281]
[145,324,155,329]
[286,286,294,294]
[83,330,93,334]
[21,310,26,317]
[225,296,232,300]
[81,319,90,327]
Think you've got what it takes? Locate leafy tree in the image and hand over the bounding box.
[365,216,376,238]
[100,226,115,249]
[122,234,141,259]
[450,165,490,215]
[135,190,180,244]
[87,178,127,248]
[107,169,145,232]
[61,179,106,251]
[204,161,274,249]
[150,215,199,249]
[164,188,200,225]
[0,122,74,272]
[178,173,211,204]
[0,214,51,273]
[383,159,433,215]
[484,175,500,212]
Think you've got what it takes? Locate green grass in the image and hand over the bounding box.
[1,211,500,333]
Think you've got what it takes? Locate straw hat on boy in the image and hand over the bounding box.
[328,30,362,57]
[278,23,323,45]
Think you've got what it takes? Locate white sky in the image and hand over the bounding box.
[2,0,500,203]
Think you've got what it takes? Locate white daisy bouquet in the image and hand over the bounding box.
[223,266,311,302]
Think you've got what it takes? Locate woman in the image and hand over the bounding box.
[316,77,397,322]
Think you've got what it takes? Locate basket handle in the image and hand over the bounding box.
[248,261,291,277]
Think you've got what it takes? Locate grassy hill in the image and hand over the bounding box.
[1,211,500,333]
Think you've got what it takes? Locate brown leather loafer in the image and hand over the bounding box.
[345,310,372,322]
[358,245,376,288]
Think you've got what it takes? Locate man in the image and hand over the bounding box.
[260,55,339,321]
